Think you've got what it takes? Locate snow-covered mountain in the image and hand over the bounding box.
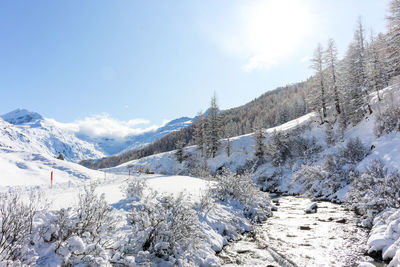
[77,116,195,155]
[0,109,105,161]
[0,109,194,161]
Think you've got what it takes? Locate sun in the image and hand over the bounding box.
[239,0,315,71]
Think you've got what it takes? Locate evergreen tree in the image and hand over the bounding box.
[366,33,389,101]
[310,43,328,121]
[266,131,290,167]
[386,0,400,78]
[225,138,231,157]
[355,17,373,115]
[224,122,236,157]
[325,38,341,115]
[193,111,205,157]
[324,122,336,146]
[342,18,371,124]
[175,139,185,164]
[253,128,266,163]
[204,94,222,158]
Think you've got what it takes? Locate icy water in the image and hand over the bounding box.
[219,196,381,267]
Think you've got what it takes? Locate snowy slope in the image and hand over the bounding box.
[0,109,104,161]
[0,148,104,188]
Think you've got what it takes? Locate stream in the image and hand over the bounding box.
[219,196,382,267]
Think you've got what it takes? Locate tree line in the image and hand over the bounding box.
[309,2,400,127]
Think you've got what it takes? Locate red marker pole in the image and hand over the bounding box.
[51,171,53,188]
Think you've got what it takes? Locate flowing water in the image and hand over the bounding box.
[219,196,383,267]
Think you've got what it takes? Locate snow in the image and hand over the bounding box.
[146,175,212,201]
[41,174,211,210]
[1,108,43,125]
[368,208,400,261]
[0,148,102,187]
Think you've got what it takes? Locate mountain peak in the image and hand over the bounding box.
[1,109,44,125]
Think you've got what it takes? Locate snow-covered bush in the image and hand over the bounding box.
[256,168,283,192]
[194,188,216,216]
[266,131,321,167]
[325,122,336,146]
[339,137,368,165]
[126,193,205,265]
[212,172,272,222]
[42,184,120,265]
[0,190,42,265]
[291,154,353,199]
[292,165,328,193]
[189,165,212,179]
[348,159,400,221]
[374,106,400,137]
[124,177,147,201]
[266,131,290,167]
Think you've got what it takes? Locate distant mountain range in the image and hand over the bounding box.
[0,109,104,161]
[0,109,194,162]
[77,116,194,155]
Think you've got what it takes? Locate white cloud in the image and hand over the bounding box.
[54,113,159,140]
[200,0,316,71]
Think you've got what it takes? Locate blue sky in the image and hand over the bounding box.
[0,0,390,135]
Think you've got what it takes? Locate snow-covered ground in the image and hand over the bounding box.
[0,148,102,187]
[42,174,211,210]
